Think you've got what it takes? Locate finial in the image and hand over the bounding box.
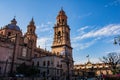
[11,16,17,24]
[31,17,34,21]
[14,16,16,19]
[30,17,34,24]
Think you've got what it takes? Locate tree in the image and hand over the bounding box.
[16,63,39,77]
[100,52,120,74]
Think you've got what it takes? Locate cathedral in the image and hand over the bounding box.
[0,8,113,80]
[0,9,74,80]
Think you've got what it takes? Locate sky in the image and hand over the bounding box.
[0,0,120,64]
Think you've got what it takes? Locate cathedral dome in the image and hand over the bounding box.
[6,24,20,31]
[4,17,21,31]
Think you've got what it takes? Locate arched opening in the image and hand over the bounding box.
[58,31,61,37]
[43,61,46,66]
[37,61,39,67]
[32,62,34,66]
[7,32,11,36]
[47,61,50,66]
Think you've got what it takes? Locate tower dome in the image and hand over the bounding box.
[5,17,21,31]
[56,8,67,25]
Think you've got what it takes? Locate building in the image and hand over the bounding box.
[74,60,112,79]
[0,9,73,80]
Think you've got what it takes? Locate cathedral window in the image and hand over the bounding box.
[22,47,27,57]
[58,31,61,37]
[57,61,59,67]
[57,31,61,42]
[66,32,69,41]
[7,32,11,36]
[30,28,32,33]
[47,61,50,66]
[37,61,39,67]
[43,61,46,66]
[62,19,64,24]
[32,62,34,66]
[60,64,62,68]
[1,32,3,35]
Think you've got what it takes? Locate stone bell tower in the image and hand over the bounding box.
[23,18,37,58]
[51,8,73,59]
[24,18,37,48]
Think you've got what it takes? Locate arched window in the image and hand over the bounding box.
[37,61,39,67]
[47,61,50,66]
[7,32,11,36]
[30,28,32,33]
[66,32,69,41]
[22,48,27,57]
[1,32,3,35]
[57,61,59,67]
[58,31,61,37]
[62,19,64,24]
[60,64,62,68]
[43,61,46,66]
[32,62,34,66]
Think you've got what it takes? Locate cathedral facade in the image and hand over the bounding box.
[0,9,73,80]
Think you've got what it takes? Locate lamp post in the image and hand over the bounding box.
[9,34,17,76]
[3,59,8,77]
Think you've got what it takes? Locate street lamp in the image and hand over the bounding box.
[3,59,8,77]
[9,34,17,76]
[114,36,120,45]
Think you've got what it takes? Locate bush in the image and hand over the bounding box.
[104,74,120,80]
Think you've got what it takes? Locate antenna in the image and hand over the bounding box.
[45,40,47,50]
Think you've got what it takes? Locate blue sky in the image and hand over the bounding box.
[0,0,120,64]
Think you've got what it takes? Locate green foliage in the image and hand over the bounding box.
[16,63,39,77]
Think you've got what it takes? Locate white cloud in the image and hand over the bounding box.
[77,26,88,32]
[36,21,53,32]
[79,41,95,50]
[72,38,98,50]
[37,37,52,51]
[78,12,92,19]
[105,0,120,7]
[75,24,120,40]
[72,24,120,50]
